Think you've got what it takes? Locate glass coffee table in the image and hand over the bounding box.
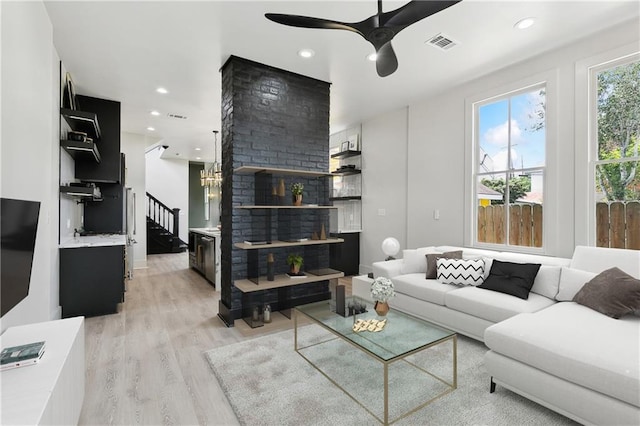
[294,298,457,425]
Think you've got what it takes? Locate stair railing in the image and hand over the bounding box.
[146,192,180,237]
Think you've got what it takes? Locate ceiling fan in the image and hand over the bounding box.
[265,0,461,77]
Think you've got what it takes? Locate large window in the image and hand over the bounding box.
[591,57,640,250]
[474,85,546,248]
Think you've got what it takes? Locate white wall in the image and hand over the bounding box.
[360,107,408,273]
[359,18,640,269]
[1,1,59,331]
[122,132,149,268]
[58,63,82,242]
[408,94,466,249]
[145,149,189,241]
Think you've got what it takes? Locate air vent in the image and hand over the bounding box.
[426,33,459,51]
[167,113,188,120]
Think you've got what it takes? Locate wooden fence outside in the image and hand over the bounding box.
[596,201,640,250]
[478,201,640,250]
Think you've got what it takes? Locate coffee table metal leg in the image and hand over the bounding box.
[453,335,458,389]
[294,309,298,351]
[384,362,389,425]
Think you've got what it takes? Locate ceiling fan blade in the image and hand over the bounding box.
[375,42,398,77]
[265,13,359,34]
[382,0,461,28]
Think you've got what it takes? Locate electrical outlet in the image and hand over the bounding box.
[378,209,386,216]
[434,210,440,220]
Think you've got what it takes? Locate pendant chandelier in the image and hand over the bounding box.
[201,130,222,188]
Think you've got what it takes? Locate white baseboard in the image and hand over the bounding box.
[134,260,148,269]
[51,306,62,320]
[359,264,372,275]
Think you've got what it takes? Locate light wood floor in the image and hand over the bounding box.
[79,252,352,425]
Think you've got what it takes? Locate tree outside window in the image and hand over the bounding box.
[475,85,546,248]
[593,59,640,249]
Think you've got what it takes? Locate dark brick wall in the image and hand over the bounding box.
[219,56,331,323]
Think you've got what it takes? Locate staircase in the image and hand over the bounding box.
[146,192,188,254]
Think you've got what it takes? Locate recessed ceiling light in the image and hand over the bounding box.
[366,53,377,62]
[156,87,168,94]
[195,147,201,151]
[298,49,315,59]
[147,127,155,131]
[514,17,535,30]
[150,110,160,116]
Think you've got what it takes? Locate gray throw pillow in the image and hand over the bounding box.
[573,267,640,319]
[425,251,462,279]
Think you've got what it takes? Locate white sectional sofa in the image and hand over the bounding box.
[352,245,640,425]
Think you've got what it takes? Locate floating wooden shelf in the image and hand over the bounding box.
[234,166,331,177]
[59,185,102,201]
[331,169,361,176]
[330,196,362,201]
[60,108,101,140]
[235,271,344,293]
[331,150,361,159]
[235,205,337,209]
[60,139,101,163]
[234,238,344,250]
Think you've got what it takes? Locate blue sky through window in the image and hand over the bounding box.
[478,89,545,173]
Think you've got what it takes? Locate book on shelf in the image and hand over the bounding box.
[283,238,309,242]
[307,268,340,276]
[286,272,307,278]
[243,240,270,246]
[1,341,46,371]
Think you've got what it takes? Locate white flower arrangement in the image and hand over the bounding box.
[370,277,396,302]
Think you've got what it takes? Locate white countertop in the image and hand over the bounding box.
[189,228,221,237]
[59,234,126,248]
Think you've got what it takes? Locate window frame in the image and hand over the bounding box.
[587,53,640,246]
[575,43,639,249]
[464,70,558,254]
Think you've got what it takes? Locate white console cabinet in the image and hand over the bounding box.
[0,317,85,425]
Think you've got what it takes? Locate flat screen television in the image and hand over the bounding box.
[1,197,40,317]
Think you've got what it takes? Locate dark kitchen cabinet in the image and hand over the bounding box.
[84,182,124,234]
[73,95,121,183]
[329,231,360,276]
[59,245,125,318]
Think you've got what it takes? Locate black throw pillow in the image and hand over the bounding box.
[477,259,541,300]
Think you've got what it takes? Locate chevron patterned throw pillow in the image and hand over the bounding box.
[436,258,485,286]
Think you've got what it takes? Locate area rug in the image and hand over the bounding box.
[205,324,577,425]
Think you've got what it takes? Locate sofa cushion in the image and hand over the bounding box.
[573,267,640,319]
[477,260,541,299]
[530,265,562,299]
[425,250,462,279]
[400,247,437,274]
[484,302,640,407]
[435,246,499,260]
[436,258,485,286]
[570,245,640,279]
[556,267,597,301]
[392,273,459,306]
[495,251,571,267]
[445,286,556,323]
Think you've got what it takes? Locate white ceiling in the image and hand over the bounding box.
[44,1,639,162]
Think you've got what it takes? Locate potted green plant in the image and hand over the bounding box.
[291,182,304,206]
[287,253,303,274]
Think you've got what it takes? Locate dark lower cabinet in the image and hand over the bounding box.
[329,232,360,276]
[59,245,124,318]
